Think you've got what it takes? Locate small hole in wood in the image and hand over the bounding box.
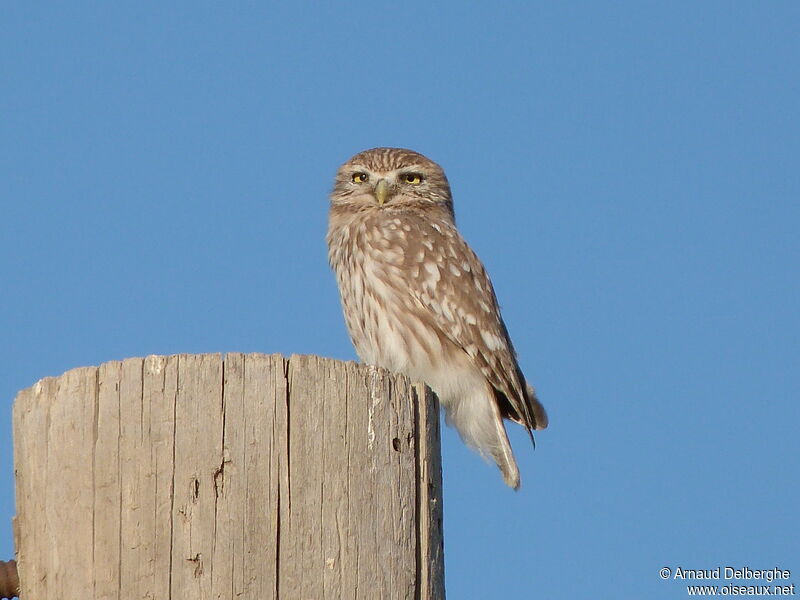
[392,437,401,451]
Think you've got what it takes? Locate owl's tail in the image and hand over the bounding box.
[526,382,549,430]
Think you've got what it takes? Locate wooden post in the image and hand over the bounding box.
[12,353,445,599]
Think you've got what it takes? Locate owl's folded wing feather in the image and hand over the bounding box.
[400,217,545,432]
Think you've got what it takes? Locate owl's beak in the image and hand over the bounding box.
[374,179,391,206]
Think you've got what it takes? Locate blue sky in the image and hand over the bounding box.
[1,2,798,598]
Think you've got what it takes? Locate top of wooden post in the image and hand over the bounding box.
[12,353,445,600]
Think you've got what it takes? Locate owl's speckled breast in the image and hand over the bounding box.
[328,210,462,380]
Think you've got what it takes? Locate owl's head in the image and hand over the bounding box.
[331,147,453,214]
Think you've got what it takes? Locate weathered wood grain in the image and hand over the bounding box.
[12,354,445,599]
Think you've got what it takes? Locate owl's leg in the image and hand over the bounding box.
[484,391,521,490]
[442,383,521,490]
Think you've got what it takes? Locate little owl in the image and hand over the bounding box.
[327,147,548,489]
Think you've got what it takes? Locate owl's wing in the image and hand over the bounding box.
[401,218,547,432]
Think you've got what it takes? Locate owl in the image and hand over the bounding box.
[327,147,548,489]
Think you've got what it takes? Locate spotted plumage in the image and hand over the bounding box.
[327,147,547,489]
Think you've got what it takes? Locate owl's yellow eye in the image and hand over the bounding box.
[402,173,424,185]
[352,172,368,183]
